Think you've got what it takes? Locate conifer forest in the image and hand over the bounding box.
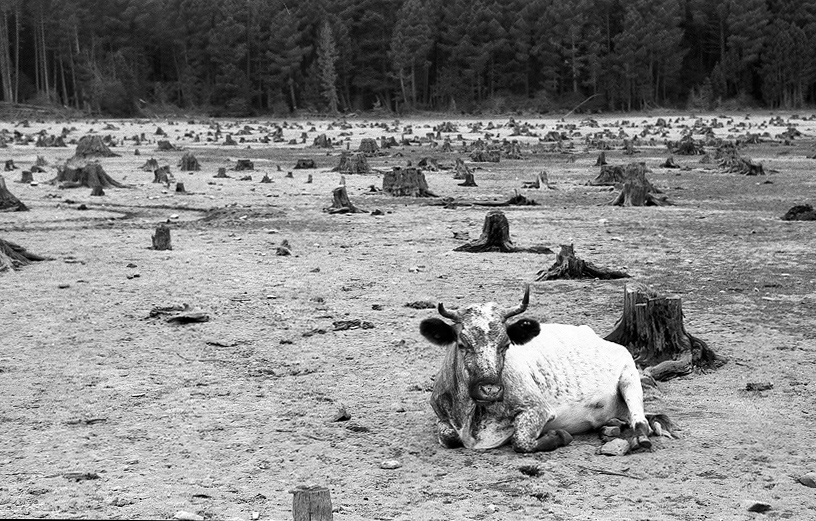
[2,0,815,116]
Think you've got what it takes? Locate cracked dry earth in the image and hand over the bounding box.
[1,113,815,520]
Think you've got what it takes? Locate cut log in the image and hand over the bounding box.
[323,185,365,214]
[535,244,630,281]
[0,238,49,272]
[291,485,332,521]
[333,152,370,175]
[454,209,552,253]
[151,224,172,250]
[51,161,126,189]
[604,284,726,380]
[74,135,119,158]
[0,175,28,211]
[607,163,667,206]
[179,152,200,171]
[383,167,437,197]
[294,159,316,169]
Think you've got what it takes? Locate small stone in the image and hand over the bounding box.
[173,511,204,521]
[600,426,621,438]
[799,472,816,488]
[746,501,771,513]
[58,283,70,289]
[598,438,630,456]
[332,403,351,422]
[169,214,179,219]
[380,459,402,469]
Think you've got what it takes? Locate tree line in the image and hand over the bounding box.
[2,0,815,116]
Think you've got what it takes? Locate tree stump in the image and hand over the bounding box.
[661,157,680,169]
[224,135,237,145]
[291,485,332,521]
[452,158,471,180]
[151,224,172,250]
[781,204,816,221]
[294,159,316,169]
[179,152,200,171]
[454,210,552,253]
[671,135,705,155]
[4,159,15,171]
[306,174,313,184]
[312,134,332,148]
[215,167,230,178]
[17,170,33,184]
[358,138,379,156]
[90,186,105,196]
[141,158,160,172]
[51,161,125,189]
[0,175,28,211]
[608,163,666,206]
[156,140,176,151]
[235,159,254,171]
[260,173,272,183]
[323,185,365,214]
[417,157,440,171]
[0,238,49,272]
[590,165,626,186]
[383,167,437,197]
[334,152,370,175]
[74,135,120,158]
[535,244,630,281]
[594,151,607,166]
[718,147,765,175]
[604,284,725,380]
[175,182,186,193]
[458,171,477,187]
[522,171,554,189]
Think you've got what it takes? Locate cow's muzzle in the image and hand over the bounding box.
[470,380,504,402]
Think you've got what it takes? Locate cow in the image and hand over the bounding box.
[419,285,671,453]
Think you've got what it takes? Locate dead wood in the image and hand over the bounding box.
[661,157,680,169]
[235,159,254,171]
[522,171,554,190]
[670,135,705,155]
[157,140,178,152]
[607,163,667,206]
[358,138,379,156]
[151,224,172,250]
[141,158,160,171]
[333,152,370,175]
[260,173,272,183]
[604,284,726,380]
[17,170,33,184]
[179,152,200,171]
[594,151,607,166]
[4,160,15,171]
[458,171,477,187]
[312,134,332,148]
[294,159,316,169]
[74,135,119,158]
[0,175,27,211]
[717,145,765,175]
[535,244,630,281]
[215,167,230,178]
[0,238,49,272]
[453,158,471,180]
[323,185,365,214]
[51,161,126,189]
[590,165,626,186]
[90,186,105,196]
[418,157,441,171]
[383,167,437,197]
[175,182,186,193]
[781,204,816,221]
[454,209,552,254]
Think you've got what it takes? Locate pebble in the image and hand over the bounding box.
[173,511,204,521]
[598,438,630,456]
[380,459,402,469]
[799,472,816,488]
[746,501,771,513]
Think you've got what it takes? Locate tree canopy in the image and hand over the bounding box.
[2,0,814,115]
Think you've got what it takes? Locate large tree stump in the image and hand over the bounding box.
[323,185,365,214]
[74,135,120,158]
[781,204,816,221]
[590,165,626,186]
[333,152,370,175]
[454,209,552,253]
[0,176,28,212]
[17,170,33,184]
[383,167,437,197]
[153,166,175,186]
[179,152,200,171]
[0,238,49,272]
[151,224,172,250]
[312,134,332,148]
[670,135,705,155]
[291,485,332,521]
[358,138,379,156]
[235,159,254,171]
[608,163,666,206]
[50,161,126,189]
[535,244,630,281]
[522,171,554,190]
[452,158,471,180]
[90,186,105,196]
[458,171,477,187]
[604,284,726,380]
[141,158,160,172]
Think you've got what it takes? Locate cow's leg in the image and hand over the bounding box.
[437,420,463,448]
[511,409,573,453]
[617,363,651,450]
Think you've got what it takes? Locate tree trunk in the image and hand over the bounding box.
[604,284,726,381]
[454,210,552,254]
[535,244,630,281]
[291,485,332,521]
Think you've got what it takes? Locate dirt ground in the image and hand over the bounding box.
[1,112,815,521]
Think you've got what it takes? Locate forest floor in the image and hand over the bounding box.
[1,112,815,520]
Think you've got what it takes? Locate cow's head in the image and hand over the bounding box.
[420,286,540,403]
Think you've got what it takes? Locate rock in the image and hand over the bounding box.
[251,513,260,520]
[332,403,351,422]
[746,501,771,513]
[799,472,816,488]
[380,459,402,469]
[598,438,630,456]
[173,511,204,521]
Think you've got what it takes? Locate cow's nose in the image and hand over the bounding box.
[478,383,504,401]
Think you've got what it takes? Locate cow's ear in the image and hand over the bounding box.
[507,318,540,345]
[420,318,457,346]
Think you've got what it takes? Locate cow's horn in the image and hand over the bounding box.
[437,302,461,322]
[502,285,530,320]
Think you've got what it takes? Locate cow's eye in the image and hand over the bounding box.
[457,341,471,351]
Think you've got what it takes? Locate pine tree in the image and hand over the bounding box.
[316,20,339,114]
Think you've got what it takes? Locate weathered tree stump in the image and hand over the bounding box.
[452,158,471,180]
[153,166,175,187]
[90,186,105,196]
[333,152,370,175]
[522,171,554,190]
[454,210,552,253]
[590,165,626,186]
[141,158,160,172]
[383,167,437,197]
[151,224,172,250]
[0,238,49,272]
[417,157,440,171]
[291,485,332,521]
[260,173,272,183]
[224,134,237,145]
[535,244,630,281]
[51,161,125,189]
[285,172,294,178]
[470,149,500,162]
[215,167,230,178]
[179,152,200,171]
[671,135,705,155]
[604,284,726,380]
[175,182,186,193]
[74,135,120,158]
[594,151,607,166]
[276,239,292,256]
[306,174,313,184]
[294,159,316,169]
[0,175,28,211]
[358,138,379,156]
[781,204,816,221]
[661,156,680,169]
[608,163,666,206]
[235,159,254,171]
[312,134,332,148]
[323,185,365,214]
[4,159,16,171]
[17,170,33,184]
[458,171,477,187]
[717,146,765,175]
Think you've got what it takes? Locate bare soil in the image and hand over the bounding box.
[1,113,815,521]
